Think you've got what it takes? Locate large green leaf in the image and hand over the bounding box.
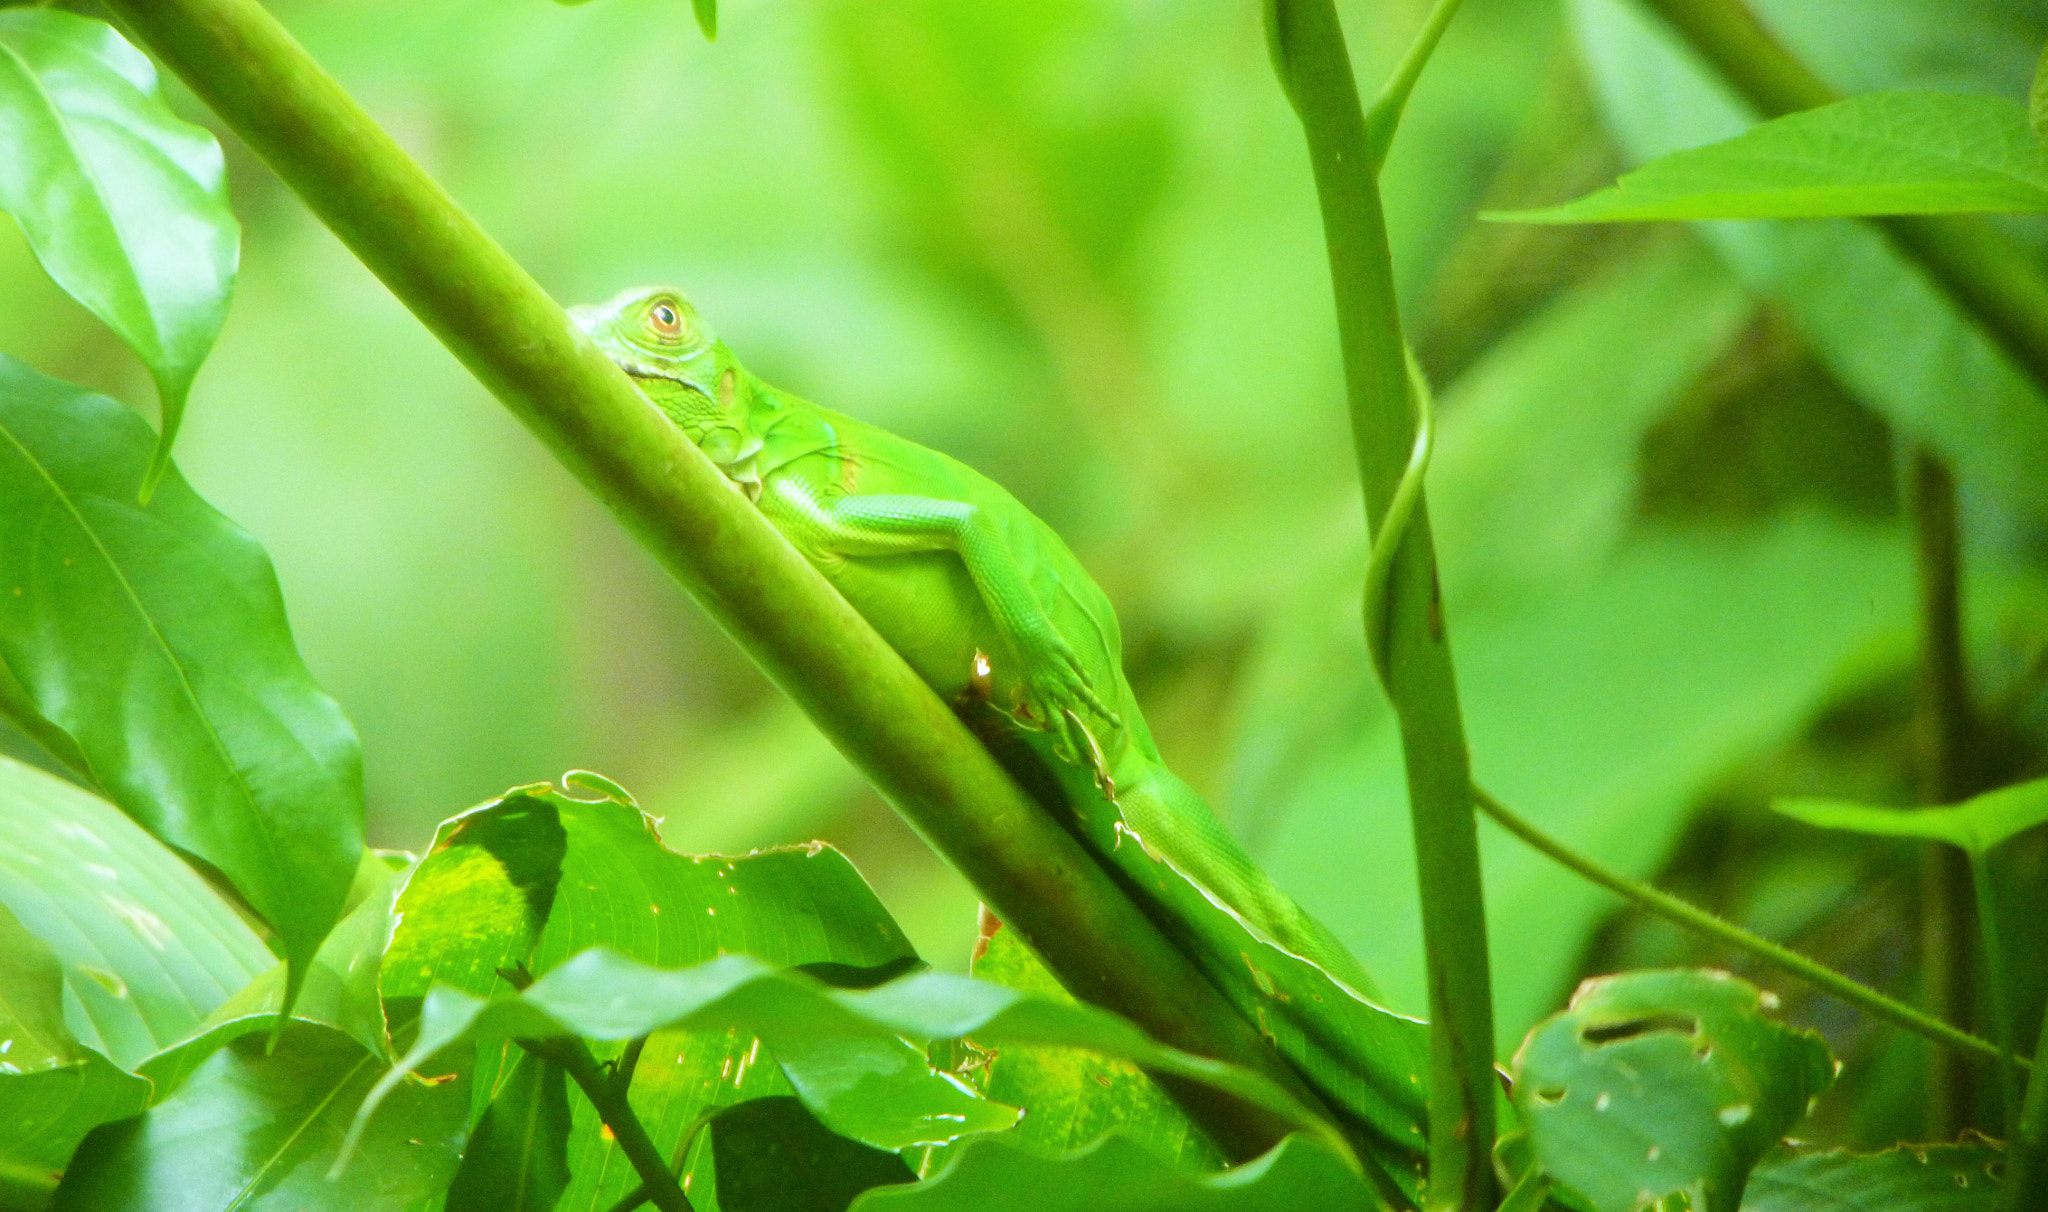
[851,1133,1373,1211]
[1511,970,1835,1212]
[51,1025,468,1212]
[1775,774,2048,855]
[375,779,936,1210]
[348,949,1350,1167]
[0,901,150,1211]
[1744,1140,2005,1211]
[1567,0,2048,520]
[137,849,403,1097]
[0,10,237,487]
[0,357,363,1013]
[1493,92,2048,223]
[0,753,272,1071]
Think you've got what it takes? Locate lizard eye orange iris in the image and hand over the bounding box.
[648,302,683,338]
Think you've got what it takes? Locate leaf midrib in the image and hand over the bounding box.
[0,416,286,907]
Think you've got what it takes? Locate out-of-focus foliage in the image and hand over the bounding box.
[1497,91,2048,222]
[5,0,2048,1168]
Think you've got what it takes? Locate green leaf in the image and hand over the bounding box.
[1511,970,1836,1212]
[445,1048,572,1212]
[1568,0,2048,522]
[52,1025,469,1212]
[965,918,1223,1170]
[0,357,365,1016]
[375,779,931,1210]
[1491,92,2048,223]
[691,0,717,40]
[1744,1140,2005,1211]
[0,10,238,490]
[137,849,403,1097]
[710,1096,914,1212]
[0,753,273,1071]
[0,901,151,1210]
[1775,775,2048,855]
[851,1133,1373,1211]
[351,948,1354,1170]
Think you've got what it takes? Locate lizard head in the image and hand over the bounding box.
[571,286,741,441]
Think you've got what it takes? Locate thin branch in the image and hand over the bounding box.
[1363,0,1468,169]
[1472,787,2014,1068]
[520,1035,695,1212]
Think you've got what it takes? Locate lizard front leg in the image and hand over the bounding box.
[763,476,1120,768]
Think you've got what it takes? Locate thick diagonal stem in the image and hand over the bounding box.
[107,0,1331,1161]
[1268,2,1496,1206]
[1634,0,2048,395]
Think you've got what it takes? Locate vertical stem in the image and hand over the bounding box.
[1967,848,2019,1139]
[1266,3,1497,1207]
[1909,449,1979,1134]
[2009,1005,2048,1210]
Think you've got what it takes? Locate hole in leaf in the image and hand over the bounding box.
[1580,1013,1699,1045]
[1531,1085,1567,1106]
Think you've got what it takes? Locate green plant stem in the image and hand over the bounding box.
[104,0,1331,1162]
[2009,1005,2048,1210]
[1966,848,2019,1138]
[1633,0,2048,396]
[1909,447,1978,1136]
[1473,787,2014,1068]
[1363,0,1467,168]
[522,1036,694,1212]
[1266,2,1497,1207]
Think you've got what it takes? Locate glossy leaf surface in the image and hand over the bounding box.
[0,753,271,1070]
[1512,970,1835,1212]
[0,357,363,1007]
[52,1025,467,1212]
[138,850,402,1097]
[1495,92,2048,223]
[0,10,237,484]
[374,780,933,1209]
[0,902,150,1209]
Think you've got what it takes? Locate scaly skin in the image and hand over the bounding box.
[571,285,1380,1001]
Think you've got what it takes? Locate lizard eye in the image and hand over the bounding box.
[648,301,684,338]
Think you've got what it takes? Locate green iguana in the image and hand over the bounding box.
[571,286,1429,1173]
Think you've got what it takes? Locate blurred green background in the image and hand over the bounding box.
[7,0,2048,1147]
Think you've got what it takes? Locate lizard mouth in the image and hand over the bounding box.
[614,358,711,397]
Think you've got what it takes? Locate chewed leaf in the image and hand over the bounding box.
[1489,92,2048,224]
[1511,969,1834,1212]
[1775,775,2048,855]
[0,10,238,491]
